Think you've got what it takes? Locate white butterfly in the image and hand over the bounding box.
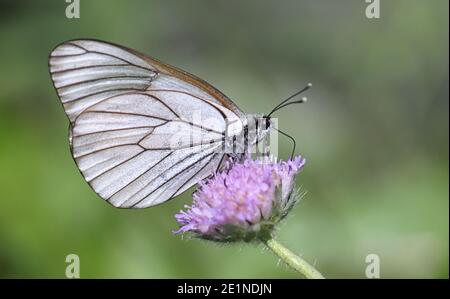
[49,39,273,208]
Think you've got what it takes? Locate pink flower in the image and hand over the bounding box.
[174,155,306,242]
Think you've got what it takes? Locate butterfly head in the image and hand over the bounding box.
[260,114,274,144]
[262,114,272,130]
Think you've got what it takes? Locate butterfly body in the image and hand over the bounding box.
[50,39,271,208]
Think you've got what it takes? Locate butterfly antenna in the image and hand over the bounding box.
[274,127,297,158]
[273,97,308,112]
[267,82,312,117]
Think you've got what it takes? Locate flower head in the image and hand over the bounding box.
[174,155,306,242]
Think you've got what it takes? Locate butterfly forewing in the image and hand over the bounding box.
[49,39,244,208]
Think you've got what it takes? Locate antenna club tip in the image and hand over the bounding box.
[301,97,307,102]
[307,82,313,87]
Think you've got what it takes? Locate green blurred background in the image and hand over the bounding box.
[0,0,448,278]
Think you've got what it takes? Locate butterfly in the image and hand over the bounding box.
[49,39,309,209]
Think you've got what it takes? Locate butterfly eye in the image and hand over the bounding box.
[265,117,271,129]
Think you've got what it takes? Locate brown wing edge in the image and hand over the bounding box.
[105,39,244,117]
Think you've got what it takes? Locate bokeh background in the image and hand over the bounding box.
[0,0,448,278]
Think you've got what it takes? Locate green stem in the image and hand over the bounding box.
[264,238,325,279]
